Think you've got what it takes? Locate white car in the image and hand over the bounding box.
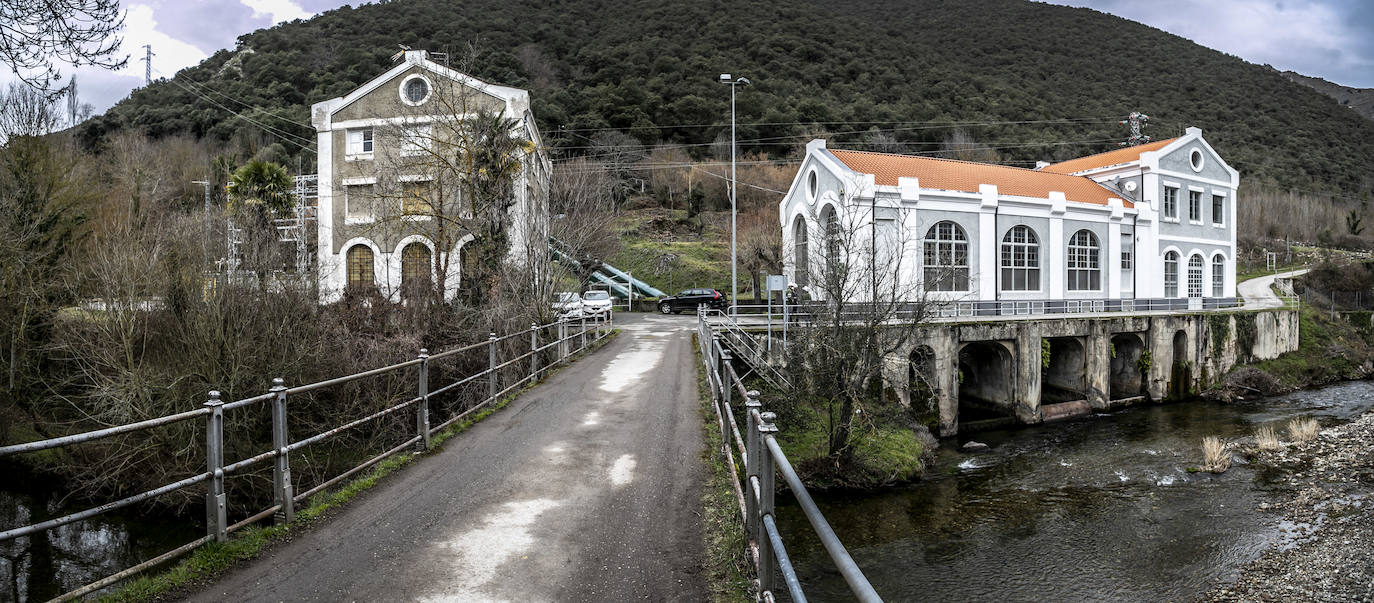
[581,290,613,317]
[552,292,583,320]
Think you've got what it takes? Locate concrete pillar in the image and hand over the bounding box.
[978,185,998,302]
[1013,325,1041,424]
[932,329,959,437]
[1048,192,1066,299]
[1085,323,1111,410]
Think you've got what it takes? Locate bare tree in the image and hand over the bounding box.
[939,128,1000,163]
[786,198,939,462]
[0,0,127,95]
[548,157,619,293]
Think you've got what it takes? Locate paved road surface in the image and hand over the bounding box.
[188,313,705,602]
[1238,268,1309,309]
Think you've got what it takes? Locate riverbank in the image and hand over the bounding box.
[1207,407,1374,602]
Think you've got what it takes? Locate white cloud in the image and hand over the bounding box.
[240,0,314,24]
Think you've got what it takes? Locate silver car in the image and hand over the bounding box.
[552,292,584,319]
[581,290,613,317]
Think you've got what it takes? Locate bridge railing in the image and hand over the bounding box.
[697,310,881,603]
[0,314,613,602]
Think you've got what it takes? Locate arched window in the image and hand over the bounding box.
[820,205,841,275]
[1066,229,1100,291]
[401,243,431,300]
[1187,254,1204,298]
[792,215,809,288]
[1212,254,1226,297]
[923,221,969,291]
[346,244,374,291]
[1164,251,1179,297]
[1000,225,1040,291]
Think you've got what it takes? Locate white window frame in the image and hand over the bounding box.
[1066,229,1100,291]
[1187,254,1204,298]
[1164,251,1179,298]
[399,73,433,106]
[401,123,433,157]
[346,128,374,160]
[342,177,377,224]
[1162,185,1179,222]
[922,221,969,292]
[1212,254,1225,297]
[1211,193,1226,227]
[1000,225,1041,292]
[1187,187,1203,224]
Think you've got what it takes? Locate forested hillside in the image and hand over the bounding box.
[82,0,1374,199]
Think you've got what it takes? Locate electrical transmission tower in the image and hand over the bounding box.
[66,78,78,126]
[141,45,155,85]
[1119,111,1150,146]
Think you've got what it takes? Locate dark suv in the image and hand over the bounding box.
[657,288,728,314]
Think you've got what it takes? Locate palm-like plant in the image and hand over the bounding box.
[227,159,293,217]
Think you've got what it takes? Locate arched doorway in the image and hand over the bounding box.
[958,341,1016,428]
[1041,337,1087,403]
[1109,333,1146,400]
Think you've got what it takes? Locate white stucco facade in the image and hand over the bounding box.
[780,128,1238,306]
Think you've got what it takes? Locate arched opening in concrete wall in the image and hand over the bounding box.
[1109,333,1146,400]
[908,346,938,426]
[958,341,1016,426]
[792,215,809,288]
[1041,337,1087,403]
[1169,329,1191,399]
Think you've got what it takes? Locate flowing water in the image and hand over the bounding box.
[0,471,199,602]
[774,380,1374,602]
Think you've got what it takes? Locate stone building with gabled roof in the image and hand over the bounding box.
[780,127,1236,307]
[311,49,551,304]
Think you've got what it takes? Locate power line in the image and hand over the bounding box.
[557,115,1118,133]
[155,68,317,151]
[177,75,314,129]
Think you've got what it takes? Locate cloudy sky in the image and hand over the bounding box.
[10,0,1374,115]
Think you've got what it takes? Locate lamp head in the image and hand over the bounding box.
[719,73,730,81]
[738,77,750,85]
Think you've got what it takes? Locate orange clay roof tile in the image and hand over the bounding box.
[1039,137,1177,174]
[827,149,1132,208]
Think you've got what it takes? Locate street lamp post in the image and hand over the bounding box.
[719,74,749,316]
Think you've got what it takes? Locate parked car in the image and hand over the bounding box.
[581,290,613,317]
[552,292,583,319]
[657,288,728,314]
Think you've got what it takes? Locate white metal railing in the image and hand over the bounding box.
[0,314,613,601]
[697,311,880,602]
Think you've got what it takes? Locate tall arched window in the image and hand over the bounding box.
[1000,225,1040,291]
[820,205,841,275]
[1164,251,1179,297]
[401,243,431,300]
[1066,229,1100,291]
[1187,254,1204,298]
[923,221,969,291]
[1212,254,1225,297]
[792,215,809,288]
[346,244,374,291]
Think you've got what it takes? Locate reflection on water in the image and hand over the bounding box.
[0,472,199,602]
[775,380,1374,602]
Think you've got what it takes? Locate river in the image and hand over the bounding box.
[774,380,1374,602]
[0,471,199,602]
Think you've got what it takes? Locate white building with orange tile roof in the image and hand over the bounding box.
[780,127,1236,308]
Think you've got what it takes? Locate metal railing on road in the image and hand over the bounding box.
[697,310,881,602]
[0,314,614,602]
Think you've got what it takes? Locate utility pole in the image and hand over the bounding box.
[719,74,750,315]
[1119,111,1150,147]
[142,45,155,86]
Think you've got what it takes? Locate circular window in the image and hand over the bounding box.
[1189,148,1204,172]
[807,170,818,201]
[400,74,431,106]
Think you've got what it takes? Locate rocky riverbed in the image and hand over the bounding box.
[1208,409,1374,602]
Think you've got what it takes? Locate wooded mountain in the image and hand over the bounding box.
[82,0,1374,199]
[1278,69,1374,123]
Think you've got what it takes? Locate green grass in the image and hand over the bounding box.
[695,344,754,603]
[100,330,620,602]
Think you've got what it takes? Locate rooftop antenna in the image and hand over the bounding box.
[1119,111,1150,146]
